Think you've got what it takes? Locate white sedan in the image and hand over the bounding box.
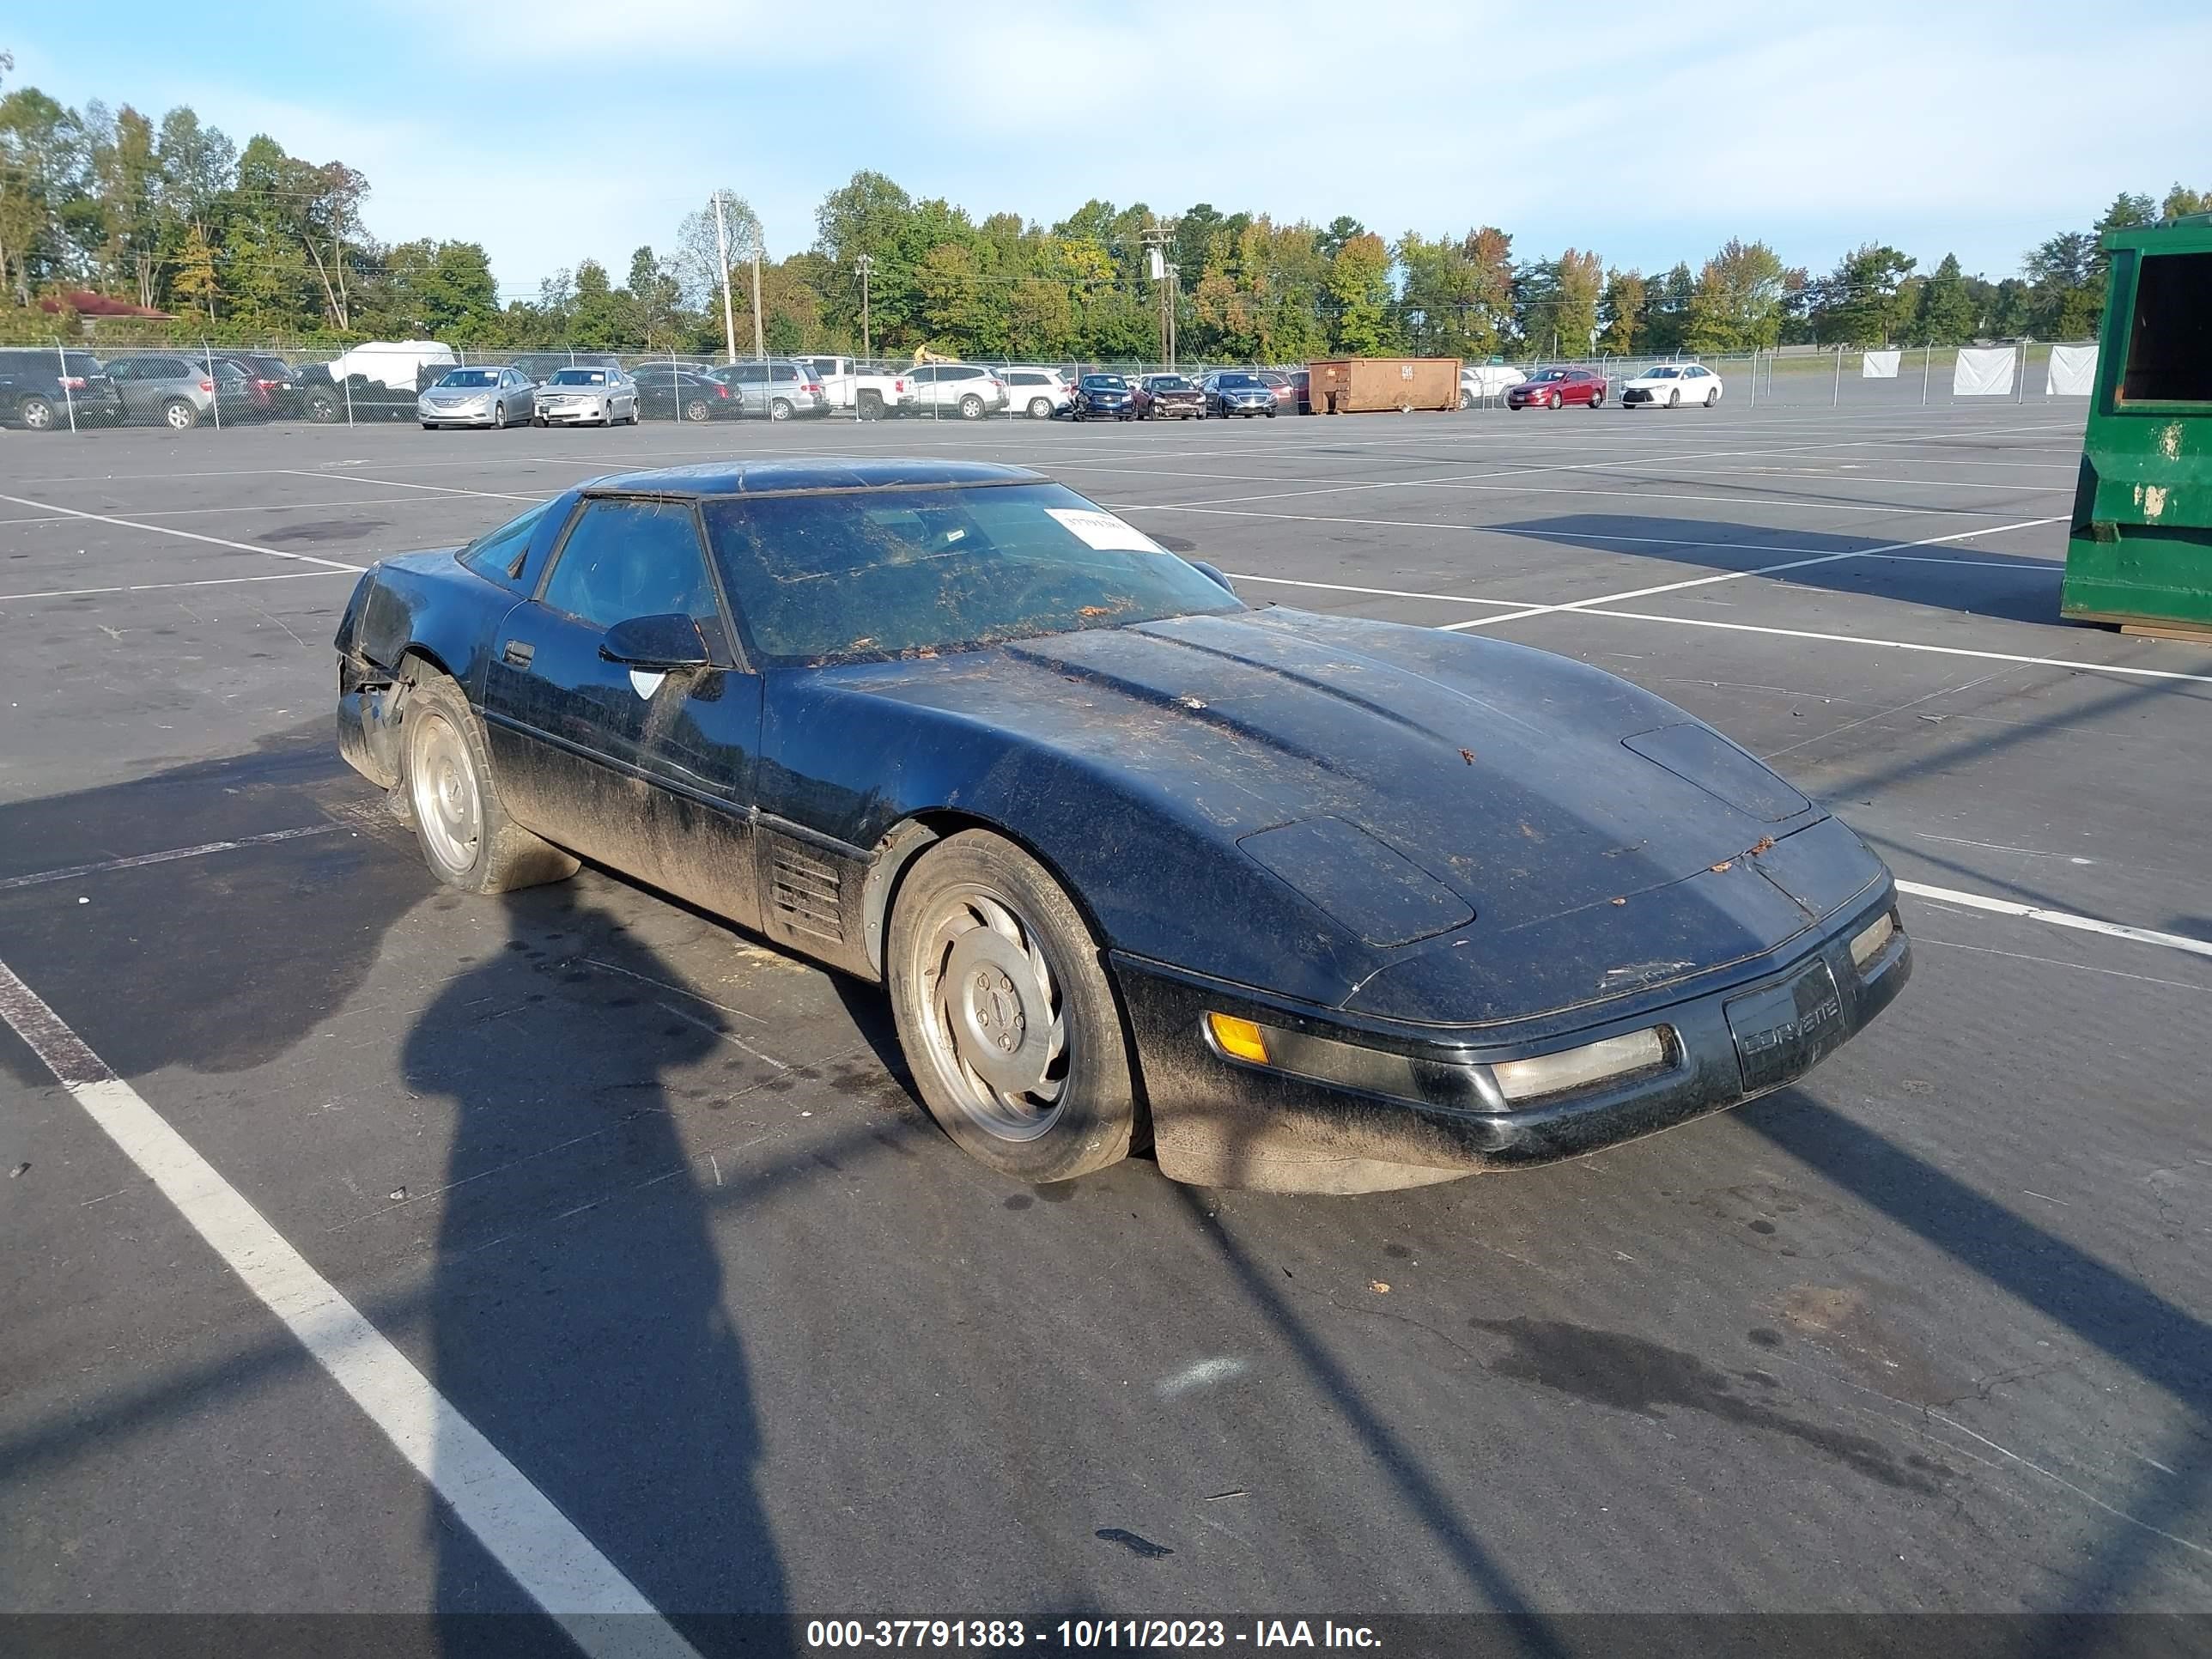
[532,366,640,427]
[1621,362,1723,409]
[1459,364,1528,407]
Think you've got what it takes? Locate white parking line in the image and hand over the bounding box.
[275,468,544,505]
[1225,573,1535,609]
[1897,884,2212,961]
[1438,517,2064,631]
[0,956,702,1659]
[0,491,366,574]
[0,824,344,892]
[1569,606,2212,686]
[0,569,351,604]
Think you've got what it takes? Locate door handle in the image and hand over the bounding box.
[501,639,536,669]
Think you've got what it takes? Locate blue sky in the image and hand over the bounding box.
[11,1,2210,293]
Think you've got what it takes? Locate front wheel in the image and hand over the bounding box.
[1706,388,1720,407]
[888,830,1137,1182]
[1589,390,1604,410]
[1548,392,1562,410]
[1460,390,1474,410]
[402,671,579,896]
[1668,388,1681,408]
[958,393,985,420]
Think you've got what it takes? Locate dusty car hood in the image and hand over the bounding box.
[836,608,1863,1018]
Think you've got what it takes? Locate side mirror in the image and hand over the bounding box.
[600,612,710,670]
[1190,561,1237,598]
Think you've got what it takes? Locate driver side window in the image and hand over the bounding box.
[540,499,720,631]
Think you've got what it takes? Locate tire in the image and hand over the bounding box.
[1548,392,1562,410]
[626,401,640,426]
[769,397,793,422]
[858,390,884,420]
[1028,397,1052,420]
[164,399,198,431]
[684,398,710,422]
[401,669,580,896]
[1589,390,1604,410]
[887,830,1137,1182]
[532,415,547,427]
[421,421,437,430]
[1706,387,1720,407]
[1460,390,1474,410]
[20,394,57,431]
[958,393,985,421]
[306,390,338,423]
[1267,405,1277,417]
[1668,388,1681,409]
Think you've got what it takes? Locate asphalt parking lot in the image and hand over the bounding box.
[2,401,2207,1650]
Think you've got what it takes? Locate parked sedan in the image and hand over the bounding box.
[630,362,745,422]
[335,459,1911,1193]
[1622,362,1724,409]
[1070,374,1136,420]
[1133,374,1206,419]
[1204,371,1278,417]
[533,366,639,427]
[1506,367,1607,410]
[104,353,254,428]
[420,366,538,428]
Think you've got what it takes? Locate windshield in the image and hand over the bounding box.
[1532,369,1568,381]
[1216,374,1261,388]
[550,368,608,386]
[438,369,502,387]
[1082,375,1126,390]
[701,483,1240,668]
[1643,367,1678,379]
[1148,376,1194,391]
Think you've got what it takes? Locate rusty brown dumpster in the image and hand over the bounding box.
[1306,357,1463,414]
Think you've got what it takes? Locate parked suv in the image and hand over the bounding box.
[712,359,829,420]
[1000,366,1072,419]
[0,347,125,429]
[104,354,255,428]
[906,362,1007,419]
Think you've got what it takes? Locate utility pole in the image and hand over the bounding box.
[856,253,874,361]
[1141,223,1173,373]
[711,192,738,366]
[751,246,766,361]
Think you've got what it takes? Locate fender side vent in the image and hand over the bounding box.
[771,846,844,945]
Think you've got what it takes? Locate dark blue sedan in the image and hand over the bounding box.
[1070,374,1135,421]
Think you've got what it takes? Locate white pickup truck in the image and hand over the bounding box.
[795,356,915,419]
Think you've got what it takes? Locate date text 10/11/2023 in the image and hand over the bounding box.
[804,1619,1382,1650]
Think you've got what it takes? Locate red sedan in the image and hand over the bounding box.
[1505,367,1607,410]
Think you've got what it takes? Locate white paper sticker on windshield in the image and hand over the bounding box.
[1046,507,1167,554]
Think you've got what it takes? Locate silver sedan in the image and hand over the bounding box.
[418,367,537,428]
[533,366,640,427]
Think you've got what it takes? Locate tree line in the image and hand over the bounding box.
[2,61,2203,359]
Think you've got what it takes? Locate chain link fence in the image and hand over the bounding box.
[0,335,2095,437]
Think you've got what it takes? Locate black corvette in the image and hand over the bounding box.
[334,459,1910,1192]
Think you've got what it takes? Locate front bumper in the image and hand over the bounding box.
[1115,884,1910,1193]
[1220,398,1273,414]
[1621,386,1671,405]
[1150,399,1205,417]
[536,399,609,423]
[419,401,496,425]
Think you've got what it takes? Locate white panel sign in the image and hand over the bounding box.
[1861,349,1900,379]
[1954,347,2017,397]
[2046,344,2097,396]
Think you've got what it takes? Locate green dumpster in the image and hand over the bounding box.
[2061,212,2212,634]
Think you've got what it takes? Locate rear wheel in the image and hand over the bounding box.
[769,397,793,422]
[684,397,710,422]
[20,395,56,431]
[164,399,198,430]
[888,830,1137,1182]
[402,670,579,896]
[858,390,884,420]
[958,393,985,420]
[1029,396,1052,419]
[305,389,339,423]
